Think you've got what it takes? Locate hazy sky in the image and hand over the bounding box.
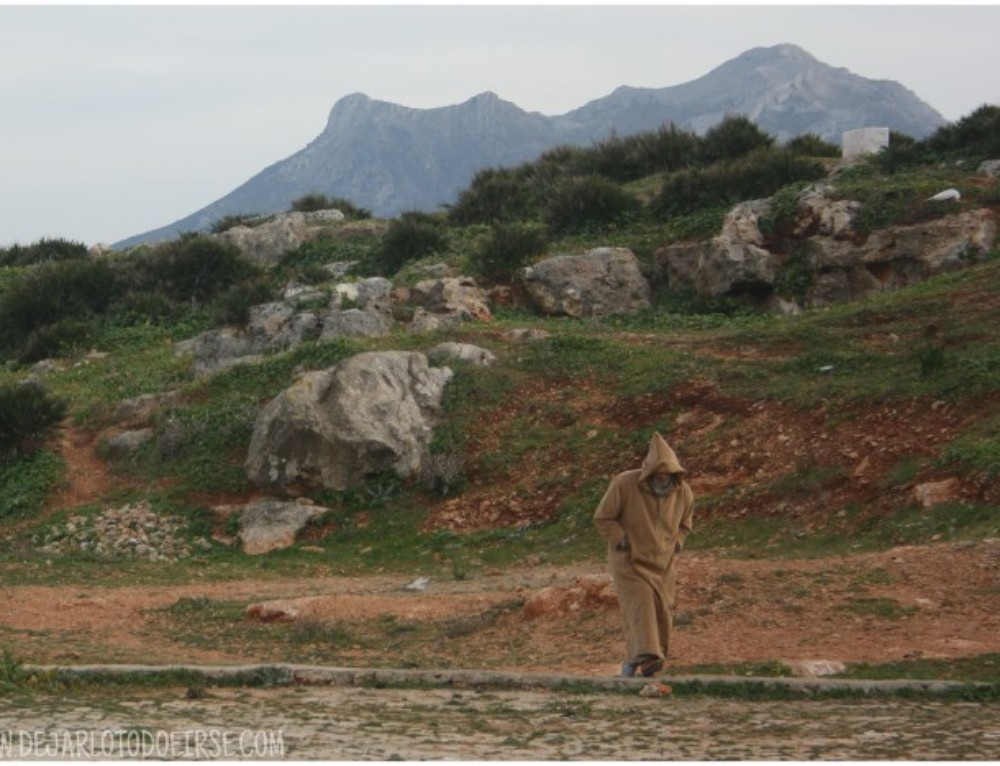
[2,3,999,247]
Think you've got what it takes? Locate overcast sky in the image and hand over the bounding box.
[2,3,999,248]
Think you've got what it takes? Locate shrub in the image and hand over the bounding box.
[652,148,826,219]
[785,133,840,158]
[19,317,99,363]
[544,175,641,235]
[213,276,277,326]
[0,237,90,267]
[581,124,701,181]
[700,115,774,164]
[474,223,547,283]
[448,167,538,225]
[210,213,268,234]
[376,212,446,274]
[773,246,811,302]
[870,131,925,172]
[0,258,117,358]
[119,235,254,304]
[0,380,67,460]
[926,104,1000,158]
[290,193,371,219]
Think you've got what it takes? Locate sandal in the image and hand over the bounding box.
[638,656,664,677]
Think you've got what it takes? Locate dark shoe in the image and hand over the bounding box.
[620,662,637,677]
[638,656,664,677]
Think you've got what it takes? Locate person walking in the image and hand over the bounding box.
[594,432,694,677]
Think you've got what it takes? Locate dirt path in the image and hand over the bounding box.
[3,540,998,673]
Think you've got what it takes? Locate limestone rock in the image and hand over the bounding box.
[244,351,453,491]
[520,247,651,317]
[238,498,329,555]
[427,342,496,367]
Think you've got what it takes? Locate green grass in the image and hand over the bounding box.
[0,449,64,521]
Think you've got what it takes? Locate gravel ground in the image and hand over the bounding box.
[2,673,998,760]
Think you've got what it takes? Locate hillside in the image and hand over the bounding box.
[1,107,999,685]
[116,43,945,248]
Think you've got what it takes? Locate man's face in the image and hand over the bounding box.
[654,470,671,482]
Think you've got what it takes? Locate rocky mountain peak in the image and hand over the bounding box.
[116,44,947,249]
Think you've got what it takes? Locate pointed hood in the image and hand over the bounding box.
[638,432,685,482]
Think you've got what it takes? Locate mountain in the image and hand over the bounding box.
[116,44,946,249]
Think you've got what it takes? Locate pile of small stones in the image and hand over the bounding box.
[34,502,213,562]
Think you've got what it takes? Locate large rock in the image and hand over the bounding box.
[245,351,453,491]
[213,209,346,267]
[408,276,492,322]
[175,300,323,378]
[427,342,496,367]
[656,187,997,307]
[520,247,651,317]
[805,209,996,306]
[321,308,392,340]
[238,498,330,555]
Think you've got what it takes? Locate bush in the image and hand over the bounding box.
[213,276,277,326]
[448,167,539,225]
[581,124,701,181]
[290,193,371,219]
[0,237,90,267]
[119,235,254,304]
[474,223,547,283]
[376,212,447,274]
[0,258,117,359]
[652,148,826,219]
[210,213,268,234]
[785,133,840,158]
[544,175,641,235]
[0,380,67,460]
[926,104,1000,158]
[700,115,774,164]
[19,317,99,364]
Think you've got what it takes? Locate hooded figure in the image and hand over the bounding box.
[593,432,694,677]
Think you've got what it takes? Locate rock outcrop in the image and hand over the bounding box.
[244,351,453,492]
[212,209,346,267]
[655,185,998,309]
[520,247,651,318]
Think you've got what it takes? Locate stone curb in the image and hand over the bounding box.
[26,664,996,697]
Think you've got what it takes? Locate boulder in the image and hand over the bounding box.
[238,498,329,555]
[978,159,1000,179]
[427,342,496,367]
[660,236,775,297]
[114,391,182,427]
[321,308,392,340]
[175,327,263,379]
[245,351,453,491]
[520,247,651,317]
[103,428,154,458]
[247,302,323,349]
[175,300,323,378]
[330,277,394,313]
[409,276,492,322]
[213,209,346,267]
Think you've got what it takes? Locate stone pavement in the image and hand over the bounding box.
[2,665,997,760]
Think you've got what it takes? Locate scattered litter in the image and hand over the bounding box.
[405,577,430,592]
[639,682,673,698]
[927,188,961,202]
[819,365,834,373]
